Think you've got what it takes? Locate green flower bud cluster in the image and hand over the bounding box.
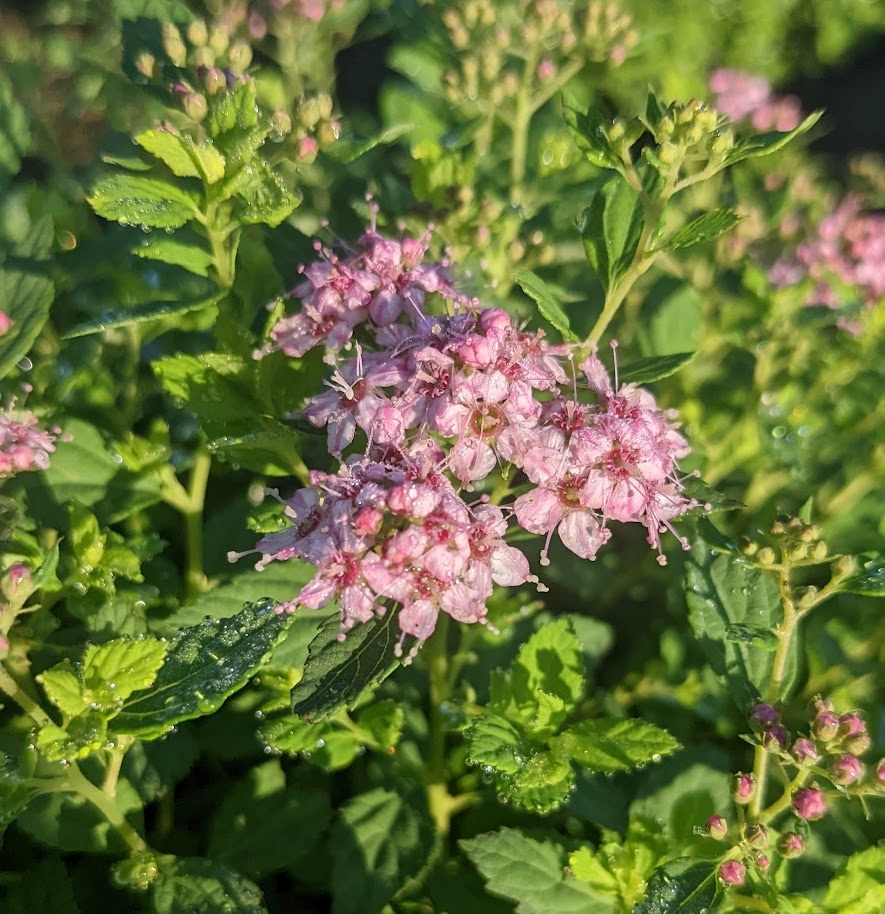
[289,94,340,161]
[581,0,638,64]
[645,99,732,177]
[740,514,830,570]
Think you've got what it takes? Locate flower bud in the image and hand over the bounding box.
[813,711,840,742]
[792,786,827,821]
[658,142,678,165]
[874,758,885,788]
[829,753,864,786]
[203,67,226,96]
[161,24,187,67]
[317,120,341,147]
[798,524,820,543]
[810,542,828,561]
[228,40,253,75]
[756,546,776,566]
[797,585,819,609]
[771,519,787,536]
[787,543,808,562]
[183,92,208,122]
[718,860,746,886]
[733,772,756,805]
[740,538,759,556]
[750,703,780,728]
[2,564,34,604]
[187,19,208,47]
[709,129,734,156]
[844,732,871,756]
[838,713,865,738]
[270,110,293,138]
[297,136,318,163]
[193,46,215,70]
[706,815,728,840]
[754,852,771,872]
[831,555,855,578]
[134,50,156,80]
[208,26,229,56]
[778,832,806,858]
[791,738,819,766]
[744,823,768,849]
[762,725,789,752]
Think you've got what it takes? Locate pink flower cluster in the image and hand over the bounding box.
[769,196,885,319]
[0,404,60,476]
[239,222,696,645]
[709,68,802,133]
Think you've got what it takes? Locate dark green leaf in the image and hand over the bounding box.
[618,352,695,385]
[461,828,610,913]
[725,623,779,651]
[643,89,667,133]
[2,855,81,914]
[112,599,293,739]
[0,74,32,179]
[62,292,222,339]
[88,174,199,229]
[837,552,885,597]
[633,858,718,914]
[324,124,412,163]
[0,753,40,846]
[554,718,679,773]
[724,111,823,165]
[578,176,645,295]
[150,856,267,914]
[332,788,434,914]
[133,237,214,277]
[514,270,578,341]
[657,209,743,252]
[0,215,54,380]
[561,96,620,171]
[678,478,745,517]
[685,539,788,709]
[290,611,418,722]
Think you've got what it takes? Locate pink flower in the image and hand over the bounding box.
[709,68,802,132]
[718,860,746,886]
[792,786,827,821]
[0,405,60,475]
[733,772,756,804]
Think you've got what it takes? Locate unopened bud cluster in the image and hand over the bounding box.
[740,514,831,575]
[646,99,733,174]
[290,93,341,162]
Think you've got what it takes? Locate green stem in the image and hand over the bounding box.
[204,201,237,289]
[510,49,539,206]
[66,762,148,854]
[425,614,454,839]
[0,664,52,727]
[184,448,211,600]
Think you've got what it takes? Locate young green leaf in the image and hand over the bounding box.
[133,237,215,277]
[356,700,405,750]
[88,174,199,229]
[617,352,695,386]
[514,270,578,341]
[112,599,293,739]
[561,96,621,171]
[632,858,718,914]
[136,129,226,184]
[324,123,412,163]
[578,175,645,295]
[150,856,268,914]
[461,828,612,914]
[835,552,885,597]
[657,209,743,253]
[466,714,534,779]
[61,292,223,339]
[554,718,679,772]
[289,612,418,722]
[678,478,745,516]
[35,713,108,762]
[822,846,885,914]
[723,110,823,166]
[331,788,434,914]
[232,160,300,227]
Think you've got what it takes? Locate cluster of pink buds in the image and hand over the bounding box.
[238,217,696,645]
[708,68,803,133]
[769,196,885,322]
[0,398,60,476]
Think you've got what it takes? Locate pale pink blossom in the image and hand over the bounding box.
[0,405,60,475]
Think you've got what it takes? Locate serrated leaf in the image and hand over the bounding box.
[136,130,226,184]
[514,270,578,341]
[62,292,222,339]
[112,599,293,739]
[578,175,645,296]
[618,352,695,385]
[332,788,434,914]
[467,714,534,777]
[259,714,327,753]
[632,858,718,914]
[678,478,744,517]
[232,160,300,227]
[685,539,788,709]
[133,237,214,277]
[554,718,679,773]
[0,754,40,846]
[88,174,199,229]
[724,110,823,165]
[823,846,885,914]
[356,700,405,750]
[206,80,261,139]
[657,209,742,253]
[325,123,412,163]
[725,623,778,651]
[462,828,610,914]
[290,611,418,722]
[837,553,885,597]
[150,856,268,914]
[562,97,621,171]
[35,713,108,762]
[81,638,167,708]
[38,661,89,717]
[0,215,54,380]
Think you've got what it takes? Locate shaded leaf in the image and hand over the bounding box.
[633,858,718,914]
[555,718,679,773]
[88,174,199,229]
[325,124,412,163]
[514,270,578,341]
[837,552,885,597]
[725,623,778,651]
[150,856,267,914]
[657,209,742,253]
[0,74,31,178]
[133,237,214,277]
[724,111,823,165]
[618,352,695,386]
[562,96,620,171]
[0,753,40,846]
[678,479,745,517]
[62,292,222,339]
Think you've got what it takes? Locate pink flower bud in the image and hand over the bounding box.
[537,58,556,81]
[733,772,756,805]
[353,507,383,537]
[813,711,840,742]
[754,853,771,871]
[791,738,819,765]
[0,311,11,334]
[762,725,789,752]
[478,309,512,334]
[718,860,746,886]
[706,815,728,840]
[744,824,768,849]
[750,703,780,728]
[838,713,866,738]
[792,787,827,821]
[829,753,864,786]
[778,832,806,858]
[845,732,871,755]
[874,759,885,788]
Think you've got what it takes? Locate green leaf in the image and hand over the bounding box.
[38,662,89,717]
[823,846,885,914]
[88,174,199,229]
[725,623,779,651]
[462,828,610,913]
[618,352,695,386]
[0,215,54,380]
[136,130,226,184]
[685,539,787,709]
[0,74,31,179]
[555,718,679,773]
[724,110,823,165]
[633,858,718,914]
[467,714,534,777]
[0,753,40,846]
[561,96,621,171]
[325,123,412,163]
[290,611,418,722]
[2,855,81,914]
[514,270,578,341]
[678,478,745,517]
[81,637,167,708]
[232,160,300,227]
[332,788,434,914]
[207,760,332,880]
[150,856,268,914]
[578,175,645,295]
[356,699,405,750]
[35,713,108,762]
[133,237,214,277]
[206,80,261,139]
[112,599,293,739]
[656,209,743,253]
[62,292,222,339]
[837,553,885,597]
[259,713,327,753]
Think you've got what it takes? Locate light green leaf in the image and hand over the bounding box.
[150,856,268,914]
[657,209,742,253]
[206,80,261,140]
[0,215,54,380]
[555,718,679,773]
[562,97,621,171]
[81,637,167,707]
[112,599,294,739]
[466,714,534,778]
[136,129,226,184]
[579,175,645,295]
[618,352,695,386]
[35,713,108,762]
[259,714,327,754]
[356,700,405,750]
[462,828,611,913]
[632,858,718,914]
[836,553,885,597]
[133,237,214,277]
[724,110,823,165]
[61,292,222,339]
[38,661,89,717]
[232,160,300,227]
[88,174,199,229]
[325,123,412,163]
[823,846,885,914]
[514,270,578,341]
[332,788,434,914]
